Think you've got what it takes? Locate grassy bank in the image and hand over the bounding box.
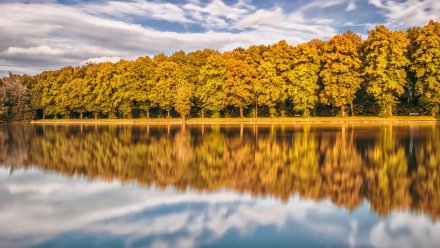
[30,116,439,125]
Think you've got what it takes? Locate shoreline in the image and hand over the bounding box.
[30,117,440,125]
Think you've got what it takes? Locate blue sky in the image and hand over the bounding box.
[0,0,438,75]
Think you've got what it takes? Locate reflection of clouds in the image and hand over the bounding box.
[370,213,440,248]
[0,167,439,247]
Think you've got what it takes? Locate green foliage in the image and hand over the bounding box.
[411,20,440,117]
[175,81,193,120]
[197,54,226,117]
[320,31,363,117]
[287,40,323,117]
[364,25,410,117]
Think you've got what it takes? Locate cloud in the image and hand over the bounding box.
[83,0,192,24]
[80,56,121,65]
[0,0,435,76]
[4,45,64,56]
[346,1,357,11]
[369,213,440,248]
[369,0,439,28]
[0,1,339,76]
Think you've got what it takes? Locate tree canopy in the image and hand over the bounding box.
[1,20,439,121]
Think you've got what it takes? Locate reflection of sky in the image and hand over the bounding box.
[1,168,440,248]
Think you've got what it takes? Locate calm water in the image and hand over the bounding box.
[1,123,440,248]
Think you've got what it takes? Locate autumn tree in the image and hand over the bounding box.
[58,66,87,119]
[364,25,410,117]
[92,62,116,118]
[224,58,256,117]
[151,62,180,118]
[187,49,218,117]
[320,31,363,117]
[0,79,7,121]
[287,40,323,117]
[244,45,285,117]
[2,73,33,121]
[60,78,87,119]
[254,61,285,117]
[41,67,74,118]
[411,20,440,116]
[131,56,156,118]
[197,54,226,118]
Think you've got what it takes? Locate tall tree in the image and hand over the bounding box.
[42,67,73,118]
[411,20,440,116]
[320,31,363,117]
[224,58,256,118]
[244,45,285,117]
[60,66,88,119]
[131,56,155,118]
[287,40,323,117]
[151,62,179,118]
[3,73,33,121]
[175,79,193,121]
[197,54,226,118]
[188,49,219,117]
[364,25,410,117]
[254,61,285,117]
[0,79,7,122]
[93,62,116,118]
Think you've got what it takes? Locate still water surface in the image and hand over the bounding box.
[1,124,440,248]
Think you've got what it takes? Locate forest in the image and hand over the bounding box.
[0,20,439,122]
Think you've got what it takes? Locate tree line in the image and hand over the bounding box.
[1,20,439,122]
[2,124,440,219]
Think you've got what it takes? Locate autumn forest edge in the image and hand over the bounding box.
[0,20,439,122]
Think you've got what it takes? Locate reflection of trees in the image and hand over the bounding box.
[196,128,228,188]
[365,126,410,216]
[288,126,321,199]
[413,126,440,219]
[320,126,364,209]
[1,124,440,220]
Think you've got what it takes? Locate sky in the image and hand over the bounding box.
[0,0,438,76]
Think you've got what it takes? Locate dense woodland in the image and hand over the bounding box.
[0,21,439,122]
[1,124,440,219]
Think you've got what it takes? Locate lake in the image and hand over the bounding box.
[1,123,440,248]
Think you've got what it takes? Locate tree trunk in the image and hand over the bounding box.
[432,105,438,117]
[389,104,393,117]
[42,111,45,119]
[350,102,354,117]
[80,111,83,119]
[146,108,150,118]
[341,106,345,117]
[182,114,185,122]
[94,112,98,119]
[201,109,205,118]
[167,110,170,118]
[255,100,258,118]
[240,107,243,118]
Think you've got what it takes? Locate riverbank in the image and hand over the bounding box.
[30,116,440,125]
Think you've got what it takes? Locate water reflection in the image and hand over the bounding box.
[1,124,440,247]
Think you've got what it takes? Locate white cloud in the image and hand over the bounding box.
[370,213,440,248]
[80,56,121,65]
[4,45,64,56]
[346,1,357,11]
[369,0,439,28]
[83,0,192,24]
[0,0,341,75]
[4,0,434,76]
